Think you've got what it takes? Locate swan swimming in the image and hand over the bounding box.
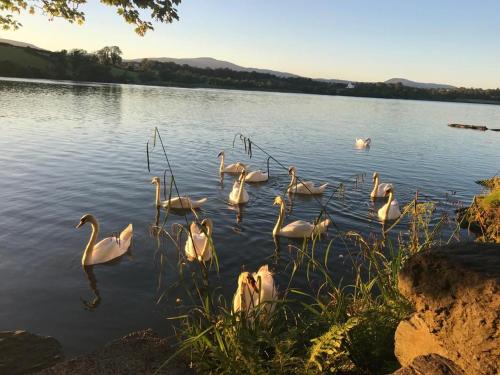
[245,168,269,183]
[218,151,246,174]
[287,166,328,195]
[272,196,331,238]
[184,219,213,262]
[233,265,277,317]
[76,214,133,266]
[151,176,207,209]
[371,172,393,199]
[229,170,249,204]
[377,186,401,221]
[355,138,371,148]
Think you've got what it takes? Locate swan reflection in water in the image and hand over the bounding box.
[81,266,101,310]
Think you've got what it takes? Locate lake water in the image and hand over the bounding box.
[0,77,499,356]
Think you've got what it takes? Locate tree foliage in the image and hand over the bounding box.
[0,0,181,35]
[95,46,122,65]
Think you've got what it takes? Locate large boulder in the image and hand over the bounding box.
[0,330,64,374]
[37,329,192,375]
[394,242,499,375]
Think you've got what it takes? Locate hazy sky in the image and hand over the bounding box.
[2,0,500,88]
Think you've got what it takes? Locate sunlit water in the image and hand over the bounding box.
[0,77,498,355]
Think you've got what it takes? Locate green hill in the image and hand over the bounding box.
[0,42,136,82]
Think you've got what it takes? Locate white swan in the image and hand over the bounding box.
[76,214,133,266]
[245,169,269,183]
[287,166,328,195]
[233,265,277,317]
[272,196,331,238]
[371,172,393,199]
[151,176,207,209]
[229,170,249,204]
[218,151,246,174]
[184,219,213,262]
[355,138,371,148]
[377,187,401,221]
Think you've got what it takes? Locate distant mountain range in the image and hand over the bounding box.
[384,78,456,90]
[0,38,456,90]
[127,56,301,79]
[0,38,44,50]
[127,57,456,89]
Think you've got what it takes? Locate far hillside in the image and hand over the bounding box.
[1,42,499,104]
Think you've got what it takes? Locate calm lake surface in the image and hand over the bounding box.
[0,77,499,355]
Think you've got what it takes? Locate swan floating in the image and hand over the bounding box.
[371,172,393,198]
[377,186,401,221]
[245,169,269,183]
[76,214,133,266]
[287,166,328,195]
[185,219,213,262]
[233,265,277,316]
[272,196,331,238]
[151,176,207,209]
[229,170,249,204]
[355,138,371,148]
[218,151,246,174]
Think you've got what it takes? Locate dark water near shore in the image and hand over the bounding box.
[0,77,498,355]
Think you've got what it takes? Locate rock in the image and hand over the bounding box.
[0,330,64,374]
[37,329,193,375]
[395,242,499,375]
[392,354,465,375]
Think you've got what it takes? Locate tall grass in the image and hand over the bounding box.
[150,196,458,375]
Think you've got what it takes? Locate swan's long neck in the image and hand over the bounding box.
[371,176,379,196]
[219,155,224,173]
[203,224,212,254]
[384,191,393,221]
[237,176,245,202]
[288,172,297,190]
[273,202,285,236]
[154,181,161,207]
[82,219,99,266]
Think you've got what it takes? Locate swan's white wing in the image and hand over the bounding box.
[245,170,268,182]
[293,181,326,194]
[255,265,277,307]
[280,220,314,238]
[233,280,258,314]
[119,224,133,247]
[223,163,246,173]
[185,232,208,261]
[90,239,124,265]
[229,182,249,203]
[191,197,208,208]
[228,181,240,203]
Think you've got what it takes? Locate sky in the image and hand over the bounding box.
[1,0,500,88]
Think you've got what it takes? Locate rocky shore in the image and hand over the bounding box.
[2,242,498,374]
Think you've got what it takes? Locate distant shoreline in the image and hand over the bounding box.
[2,75,500,106]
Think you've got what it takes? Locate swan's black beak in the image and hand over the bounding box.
[217,151,223,158]
[76,220,84,229]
